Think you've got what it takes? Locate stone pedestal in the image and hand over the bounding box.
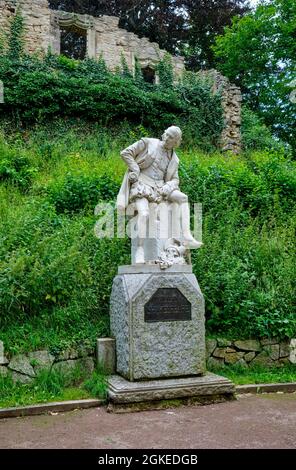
[109,264,235,408]
[110,265,206,382]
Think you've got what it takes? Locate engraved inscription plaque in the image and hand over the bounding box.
[144,288,191,323]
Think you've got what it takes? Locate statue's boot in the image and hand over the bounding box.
[181,202,203,249]
[183,233,203,249]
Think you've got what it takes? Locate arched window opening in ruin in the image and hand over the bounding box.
[60,25,87,60]
[141,66,156,84]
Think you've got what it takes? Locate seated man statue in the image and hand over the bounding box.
[117,126,202,264]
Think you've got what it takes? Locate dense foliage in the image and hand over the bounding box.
[0,121,295,355]
[214,0,296,154]
[0,18,223,151]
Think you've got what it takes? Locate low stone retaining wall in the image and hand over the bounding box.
[206,338,296,368]
[0,342,95,384]
[1,337,295,383]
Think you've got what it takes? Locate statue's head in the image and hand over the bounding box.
[162,126,182,150]
[165,239,186,258]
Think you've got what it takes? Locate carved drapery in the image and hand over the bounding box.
[56,12,95,31]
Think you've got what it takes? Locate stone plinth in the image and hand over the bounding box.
[108,372,235,406]
[110,266,206,381]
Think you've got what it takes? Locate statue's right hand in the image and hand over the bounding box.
[128,172,139,183]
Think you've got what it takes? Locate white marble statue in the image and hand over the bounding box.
[117,126,202,265]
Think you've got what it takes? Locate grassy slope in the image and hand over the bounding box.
[0,120,295,356]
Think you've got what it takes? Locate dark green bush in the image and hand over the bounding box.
[48,174,119,214]
[0,143,37,189]
[241,107,289,153]
[0,51,223,150]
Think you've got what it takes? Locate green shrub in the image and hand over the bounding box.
[7,8,24,61]
[157,53,174,90]
[0,367,102,408]
[241,107,289,153]
[83,370,108,399]
[0,140,37,189]
[0,47,223,150]
[48,174,119,214]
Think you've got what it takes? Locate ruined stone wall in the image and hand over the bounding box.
[0,0,52,54]
[0,1,241,152]
[50,10,184,78]
[0,1,14,41]
[199,69,242,154]
[92,14,185,78]
[0,1,184,76]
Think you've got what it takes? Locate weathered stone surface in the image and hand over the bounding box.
[110,272,206,380]
[0,356,9,366]
[206,339,217,358]
[28,350,55,373]
[207,357,224,369]
[55,348,77,361]
[236,358,248,368]
[8,355,35,377]
[213,348,227,359]
[56,343,94,361]
[224,352,244,365]
[263,344,280,361]
[11,371,34,384]
[108,372,235,404]
[0,1,184,77]
[198,70,242,154]
[279,342,290,358]
[279,357,290,365]
[290,339,296,364]
[260,338,278,346]
[52,360,77,376]
[234,340,261,352]
[251,351,275,367]
[0,340,8,365]
[97,338,116,374]
[80,357,95,375]
[119,265,192,274]
[244,351,256,363]
[52,357,94,376]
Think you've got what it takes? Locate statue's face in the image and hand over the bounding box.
[166,246,179,258]
[162,130,182,150]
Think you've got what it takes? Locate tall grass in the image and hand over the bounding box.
[0,121,295,354]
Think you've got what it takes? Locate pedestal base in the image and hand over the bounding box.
[107,373,235,412]
[110,269,206,381]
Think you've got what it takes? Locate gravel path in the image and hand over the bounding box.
[0,393,295,449]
